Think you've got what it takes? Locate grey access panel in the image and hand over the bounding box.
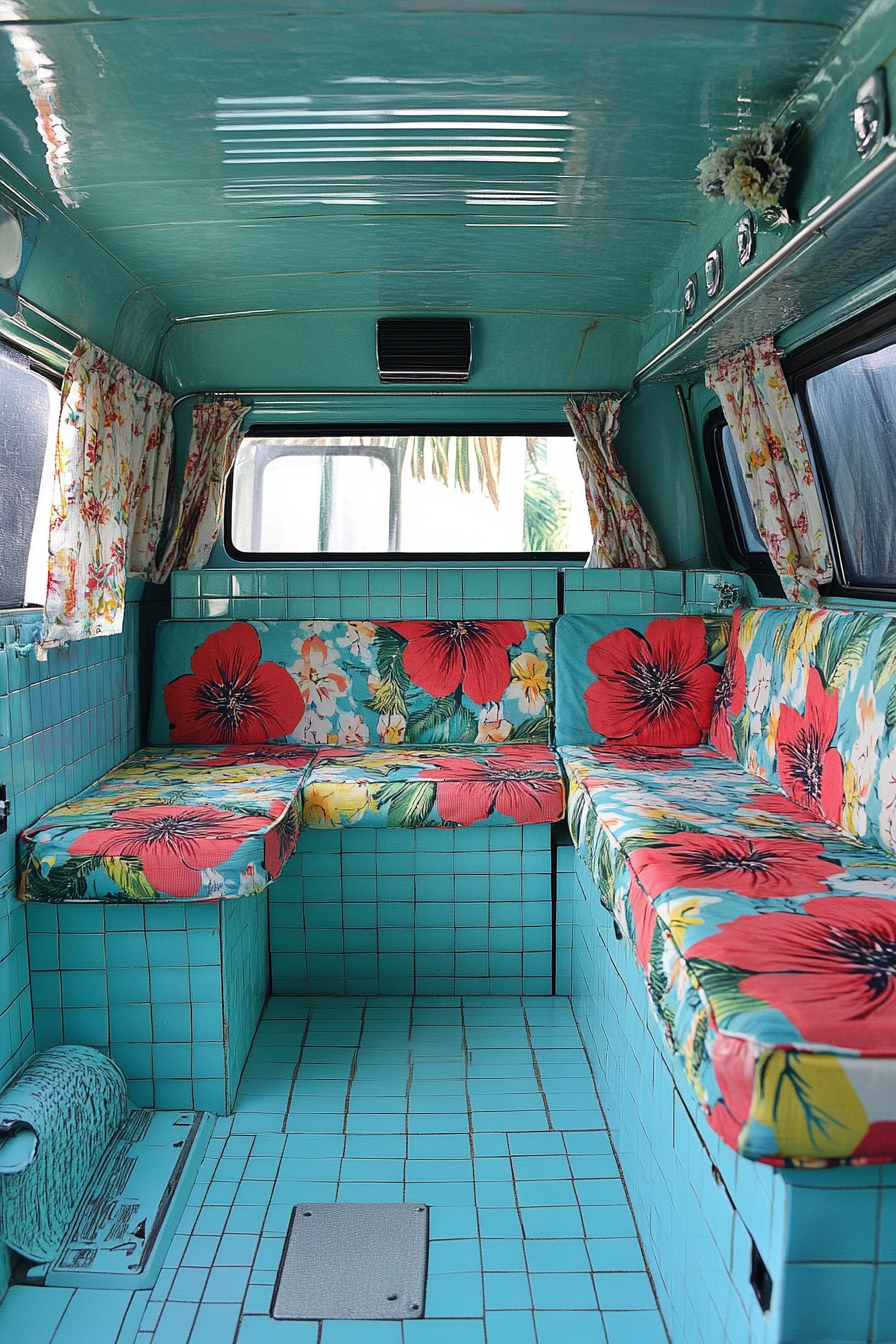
[271,1202,429,1320]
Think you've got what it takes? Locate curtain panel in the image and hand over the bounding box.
[564,396,666,569]
[42,339,173,649]
[705,335,832,604]
[156,399,248,578]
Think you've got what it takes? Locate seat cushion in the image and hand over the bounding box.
[302,744,565,828]
[150,618,555,748]
[562,742,896,1165]
[554,613,732,747]
[19,745,315,903]
[710,604,896,855]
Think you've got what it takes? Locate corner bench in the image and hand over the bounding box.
[555,604,896,1343]
[16,616,565,1107]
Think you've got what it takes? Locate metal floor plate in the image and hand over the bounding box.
[271,1202,429,1320]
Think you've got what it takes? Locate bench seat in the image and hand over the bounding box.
[302,742,565,828]
[563,741,896,1165]
[18,744,315,903]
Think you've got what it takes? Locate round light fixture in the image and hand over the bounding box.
[704,244,724,299]
[736,212,756,267]
[0,207,23,281]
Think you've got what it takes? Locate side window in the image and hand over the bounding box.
[797,341,896,589]
[0,343,59,610]
[702,410,779,588]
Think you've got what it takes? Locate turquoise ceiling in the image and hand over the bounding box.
[0,0,871,383]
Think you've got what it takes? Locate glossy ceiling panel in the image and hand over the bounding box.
[0,0,871,385]
[81,215,675,285]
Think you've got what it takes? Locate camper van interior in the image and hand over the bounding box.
[1,3,896,1342]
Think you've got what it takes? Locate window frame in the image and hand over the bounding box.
[223,421,589,563]
[0,340,62,611]
[785,296,896,598]
[702,408,781,591]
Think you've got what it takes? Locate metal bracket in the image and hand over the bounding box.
[0,786,10,835]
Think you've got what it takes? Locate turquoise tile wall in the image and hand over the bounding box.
[221,888,270,1109]
[170,566,559,621]
[0,608,141,1098]
[557,848,896,1344]
[269,826,553,997]
[561,566,752,616]
[169,564,759,623]
[25,888,269,1114]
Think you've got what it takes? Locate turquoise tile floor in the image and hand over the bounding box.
[2,997,670,1344]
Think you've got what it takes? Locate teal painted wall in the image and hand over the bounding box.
[639,0,896,374]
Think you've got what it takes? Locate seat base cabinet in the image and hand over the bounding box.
[558,848,896,1344]
[25,889,268,1114]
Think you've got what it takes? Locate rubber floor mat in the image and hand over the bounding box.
[271,1202,429,1320]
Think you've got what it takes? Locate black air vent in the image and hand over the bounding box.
[376,318,472,384]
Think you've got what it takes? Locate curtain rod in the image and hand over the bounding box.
[17,297,82,344]
[170,388,623,411]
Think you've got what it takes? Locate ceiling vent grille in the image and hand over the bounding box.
[376,317,472,384]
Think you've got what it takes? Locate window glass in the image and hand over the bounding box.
[803,342,896,585]
[229,432,590,555]
[0,343,59,609]
[720,424,765,554]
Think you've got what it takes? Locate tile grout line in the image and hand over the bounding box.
[567,995,674,1344]
[281,1010,312,1134]
[521,996,554,1133]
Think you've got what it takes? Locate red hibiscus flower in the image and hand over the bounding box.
[706,1034,756,1150]
[195,744,316,771]
[630,832,844,901]
[592,744,696,771]
[416,748,564,825]
[628,876,659,970]
[68,803,269,899]
[584,617,720,747]
[164,623,305,745]
[264,799,301,881]
[689,896,896,1053]
[709,610,746,759]
[741,791,814,822]
[776,667,844,824]
[385,620,528,705]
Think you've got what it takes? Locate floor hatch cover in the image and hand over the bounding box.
[271,1202,429,1320]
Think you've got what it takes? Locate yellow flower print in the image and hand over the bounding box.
[656,893,719,945]
[783,609,828,684]
[303,780,372,828]
[377,714,407,744]
[505,652,549,717]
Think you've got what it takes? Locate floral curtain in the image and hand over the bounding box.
[564,396,666,569]
[705,335,832,604]
[42,339,173,649]
[156,399,248,578]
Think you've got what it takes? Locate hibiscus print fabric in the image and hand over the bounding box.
[710,605,896,856]
[302,744,564,829]
[151,619,554,749]
[554,613,730,747]
[561,739,896,1164]
[164,623,306,744]
[18,744,314,903]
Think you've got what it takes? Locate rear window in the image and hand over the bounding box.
[226,428,591,557]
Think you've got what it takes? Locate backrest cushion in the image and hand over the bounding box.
[554,613,732,748]
[150,618,555,747]
[710,604,896,852]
